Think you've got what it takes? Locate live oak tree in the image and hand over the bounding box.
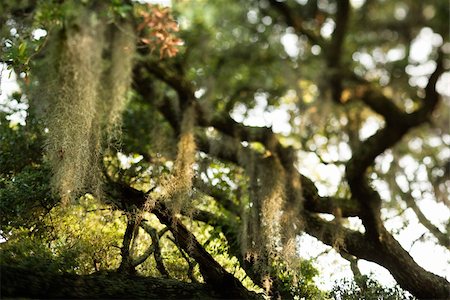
[1,0,449,299]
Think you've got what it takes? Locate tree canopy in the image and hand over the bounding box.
[1,0,449,299]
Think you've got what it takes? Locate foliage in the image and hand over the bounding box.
[0,164,54,233]
[0,230,78,273]
[1,0,449,299]
[0,105,43,174]
[330,276,415,300]
[137,4,183,58]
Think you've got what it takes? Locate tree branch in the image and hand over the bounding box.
[326,0,350,103]
[397,185,449,249]
[107,179,261,298]
[151,201,260,299]
[266,0,322,46]
[132,224,170,270]
[167,236,199,283]
[302,213,450,299]
[143,222,170,277]
[345,50,445,237]
[354,49,444,127]
[118,214,137,274]
[133,51,450,299]
[359,88,409,125]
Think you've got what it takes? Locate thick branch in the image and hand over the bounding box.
[1,265,219,299]
[346,51,445,236]
[360,88,408,125]
[193,177,240,216]
[346,126,408,235]
[301,174,360,217]
[134,52,449,299]
[326,0,350,103]
[303,213,450,299]
[266,0,322,46]
[327,0,350,65]
[151,201,260,299]
[118,214,137,274]
[109,181,260,298]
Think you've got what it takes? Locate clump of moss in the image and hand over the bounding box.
[259,155,285,257]
[145,106,197,214]
[45,13,105,202]
[239,148,303,290]
[242,151,262,260]
[242,154,286,262]
[101,21,136,142]
[168,106,197,212]
[33,7,136,201]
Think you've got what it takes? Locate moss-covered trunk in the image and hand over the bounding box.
[1,265,218,299]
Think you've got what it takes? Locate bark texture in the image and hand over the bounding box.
[1,265,218,299]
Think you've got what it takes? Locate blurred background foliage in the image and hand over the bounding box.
[1,0,449,298]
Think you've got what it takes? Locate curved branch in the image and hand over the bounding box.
[345,49,445,235]
[134,53,450,299]
[303,213,450,299]
[355,49,444,127]
[266,0,323,46]
[167,236,199,283]
[151,201,260,299]
[399,189,449,249]
[409,49,445,123]
[108,180,260,299]
[147,223,170,277]
[132,224,171,270]
[326,0,350,103]
[118,214,137,274]
[359,88,409,125]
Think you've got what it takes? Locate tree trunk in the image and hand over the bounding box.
[1,265,218,299]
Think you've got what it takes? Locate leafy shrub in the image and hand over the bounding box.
[330,275,416,300]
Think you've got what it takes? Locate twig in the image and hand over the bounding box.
[167,236,198,283]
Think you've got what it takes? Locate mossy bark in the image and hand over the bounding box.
[1,265,220,299]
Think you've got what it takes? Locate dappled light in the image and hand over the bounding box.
[1,0,449,299]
